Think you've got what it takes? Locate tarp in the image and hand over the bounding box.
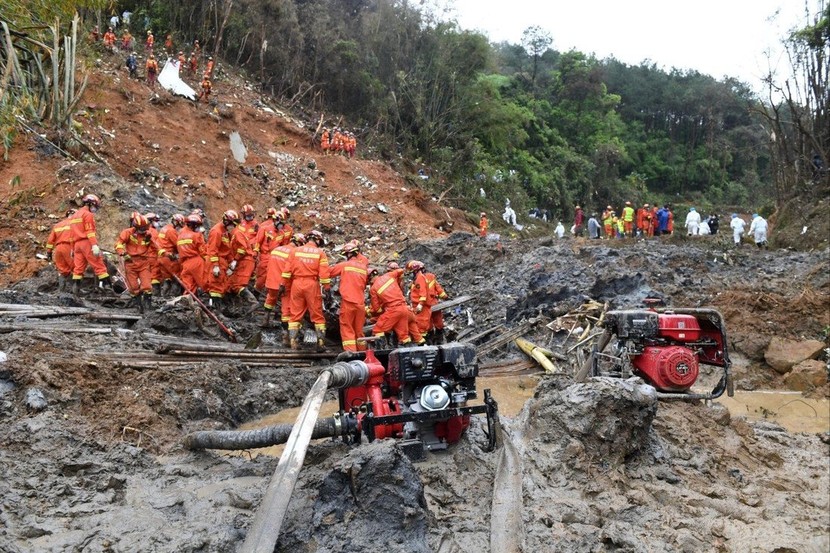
[157,60,196,100]
[229,132,247,163]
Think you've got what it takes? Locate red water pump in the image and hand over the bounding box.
[336,343,498,458]
[583,307,734,400]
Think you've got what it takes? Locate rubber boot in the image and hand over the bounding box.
[315,329,326,353]
[99,276,113,289]
[71,279,81,296]
[434,328,446,345]
[57,275,67,293]
[134,295,145,314]
[260,310,272,328]
[142,292,153,313]
[281,322,291,347]
[288,329,300,350]
[239,287,258,304]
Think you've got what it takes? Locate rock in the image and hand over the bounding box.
[707,402,731,426]
[25,388,47,412]
[783,359,828,391]
[764,337,825,374]
[733,333,770,361]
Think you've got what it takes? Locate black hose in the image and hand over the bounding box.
[184,417,341,450]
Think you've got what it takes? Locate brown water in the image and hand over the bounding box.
[717,391,829,433]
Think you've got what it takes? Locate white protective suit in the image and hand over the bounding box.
[730,216,746,245]
[554,222,565,238]
[749,216,768,246]
[685,209,701,235]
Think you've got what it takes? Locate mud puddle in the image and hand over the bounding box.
[717,390,830,433]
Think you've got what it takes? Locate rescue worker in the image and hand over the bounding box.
[602,207,614,238]
[193,39,201,57]
[346,132,356,158]
[656,205,670,236]
[622,201,635,237]
[253,207,280,293]
[177,51,186,71]
[145,54,159,88]
[226,210,258,303]
[177,214,207,294]
[144,212,162,295]
[156,214,185,296]
[164,34,173,54]
[685,207,701,236]
[145,30,154,52]
[206,209,240,309]
[573,205,585,237]
[275,207,293,245]
[636,203,650,237]
[126,51,138,78]
[46,208,76,292]
[730,213,746,246]
[649,203,660,237]
[206,56,215,78]
[263,233,304,344]
[407,260,431,334]
[423,263,449,344]
[749,213,769,248]
[114,212,157,313]
[121,30,133,51]
[285,230,330,351]
[708,214,720,235]
[479,212,488,238]
[320,127,331,154]
[70,194,111,294]
[198,73,212,102]
[666,205,674,235]
[188,52,198,75]
[89,25,100,43]
[554,221,565,239]
[587,213,601,239]
[329,241,370,351]
[367,266,413,349]
[103,27,116,50]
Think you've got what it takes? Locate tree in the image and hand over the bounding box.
[520,26,552,89]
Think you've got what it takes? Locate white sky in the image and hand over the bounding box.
[438,0,811,87]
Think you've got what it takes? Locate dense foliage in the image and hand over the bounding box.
[3,1,827,220]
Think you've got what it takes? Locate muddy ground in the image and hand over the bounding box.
[1,233,828,553]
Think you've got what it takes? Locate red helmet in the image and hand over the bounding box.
[186,213,203,226]
[266,207,279,220]
[280,207,290,220]
[290,232,306,246]
[307,230,324,245]
[145,212,160,222]
[405,260,424,273]
[172,214,186,226]
[222,210,240,226]
[241,204,256,216]
[342,241,359,255]
[131,212,149,230]
[386,261,400,271]
[82,194,101,207]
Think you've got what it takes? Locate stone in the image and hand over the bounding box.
[764,337,825,374]
[783,359,828,391]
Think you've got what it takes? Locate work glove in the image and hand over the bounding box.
[365,306,372,318]
[415,303,423,314]
[278,284,286,297]
[91,244,101,257]
[212,265,220,277]
[122,254,132,262]
[229,260,238,271]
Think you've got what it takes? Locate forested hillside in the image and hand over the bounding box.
[2,0,828,223]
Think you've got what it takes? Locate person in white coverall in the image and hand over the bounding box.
[554,221,565,238]
[749,213,769,248]
[730,213,746,246]
[685,207,701,235]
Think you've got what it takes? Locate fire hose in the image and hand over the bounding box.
[184,359,378,553]
[171,274,237,343]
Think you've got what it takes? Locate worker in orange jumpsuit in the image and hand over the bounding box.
[89,26,100,43]
[347,132,356,158]
[121,30,133,51]
[114,213,158,313]
[367,267,413,349]
[666,205,675,235]
[156,214,185,296]
[329,241,370,351]
[622,201,635,237]
[206,56,215,78]
[636,204,649,237]
[205,209,239,308]
[479,212,488,238]
[425,267,449,343]
[602,206,614,238]
[226,215,258,303]
[70,194,111,295]
[177,51,186,71]
[145,54,158,87]
[193,39,201,57]
[188,52,198,75]
[264,233,304,343]
[198,74,212,102]
[143,213,163,295]
[650,204,660,237]
[103,27,116,50]
[145,30,154,52]
[407,260,431,334]
[320,128,331,154]
[176,214,207,294]
[285,230,330,351]
[275,207,294,245]
[253,207,279,293]
[46,208,76,292]
[164,34,174,54]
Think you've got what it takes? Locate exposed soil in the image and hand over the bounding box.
[0,53,828,552]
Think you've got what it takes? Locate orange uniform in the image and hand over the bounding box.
[103,30,116,48]
[114,227,157,295]
[275,221,294,246]
[253,218,278,290]
[206,58,215,77]
[205,222,234,298]
[147,226,161,286]
[368,269,412,345]
[409,271,431,333]
[425,272,448,332]
[176,227,206,293]
[330,258,369,351]
[145,33,154,51]
[198,76,212,101]
[146,57,159,86]
[46,217,75,278]
[321,130,331,153]
[479,215,488,238]
[227,225,256,294]
[286,243,330,333]
[70,206,109,281]
[264,243,295,322]
[155,223,181,282]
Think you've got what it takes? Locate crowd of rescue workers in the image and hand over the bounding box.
[45,194,448,353]
[478,201,770,247]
